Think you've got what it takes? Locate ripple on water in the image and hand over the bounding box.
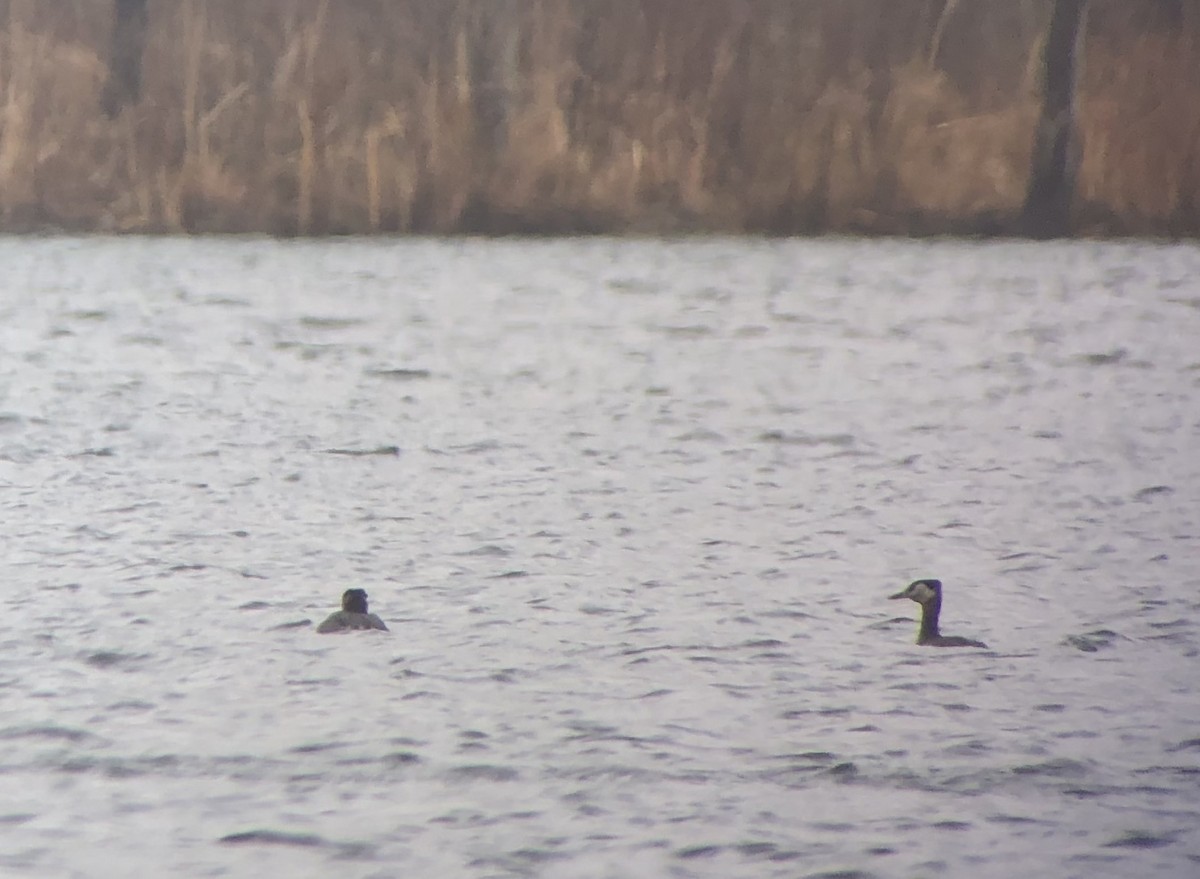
[1133,485,1174,502]
[1011,758,1093,779]
[58,754,183,779]
[3,237,1200,878]
[1061,630,1126,652]
[78,648,150,667]
[446,764,521,783]
[1103,830,1179,849]
[219,829,324,847]
[4,722,97,743]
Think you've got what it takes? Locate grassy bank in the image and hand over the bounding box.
[0,0,1196,236]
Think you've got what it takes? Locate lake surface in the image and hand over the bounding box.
[1,235,1198,878]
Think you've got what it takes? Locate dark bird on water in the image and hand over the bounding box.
[889,579,987,648]
[316,588,389,634]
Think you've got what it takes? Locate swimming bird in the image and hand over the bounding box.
[316,588,389,634]
[889,579,987,648]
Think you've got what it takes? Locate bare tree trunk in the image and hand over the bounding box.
[102,0,148,117]
[927,0,959,68]
[469,1,520,155]
[1020,0,1087,237]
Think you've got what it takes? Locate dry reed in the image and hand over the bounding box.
[0,0,1194,236]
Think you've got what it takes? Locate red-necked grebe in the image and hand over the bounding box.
[316,588,389,634]
[889,579,987,648]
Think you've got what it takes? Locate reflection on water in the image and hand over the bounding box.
[1,235,1199,878]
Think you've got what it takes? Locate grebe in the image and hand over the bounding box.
[889,579,987,648]
[316,588,389,634]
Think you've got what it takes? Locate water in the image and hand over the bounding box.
[1,235,1198,878]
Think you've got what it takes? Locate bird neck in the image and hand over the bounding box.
[917,595,943,644]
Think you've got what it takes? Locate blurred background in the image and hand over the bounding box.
[0,0,1196,237]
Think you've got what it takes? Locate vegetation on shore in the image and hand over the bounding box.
[0,0,1196,237]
